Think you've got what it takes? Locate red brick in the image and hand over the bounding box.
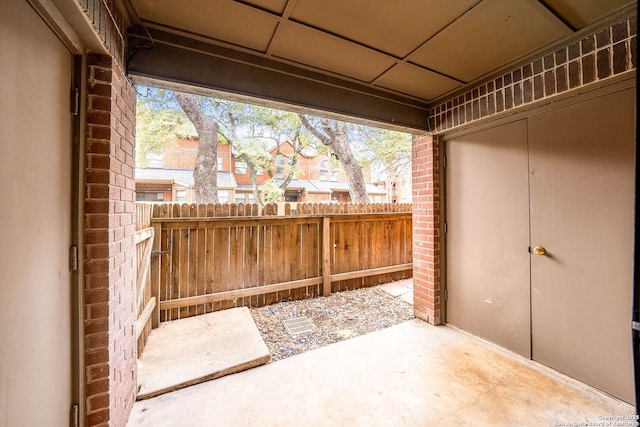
[89,125,111,140]
[93,67,113,83]
[89,54,113,68]
[90,95,111,112]
[597,48,611,79]
[582,54,596,84]
[86,169,110,184]
[85,318,108,335]
[88,110,111,126]
[88,393,110,412]
[85,288,109,305]
[85,258,109,275]
[86,349,108,366]
[612,42,627,74]
[87,409,109,425]
[86,229,109,245]
[582,35,595,54]
[596,28,611,48]
[612,21,628,43]
[85,244,109,260]
[556,65,568,93]
[86,199,109,214]
[87,140,111,155]
[543,70,556,96]
[89,83,112,98]
[568,60,581,89]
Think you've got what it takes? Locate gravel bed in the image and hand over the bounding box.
[250,285,414,362]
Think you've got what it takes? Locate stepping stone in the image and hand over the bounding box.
[136,307,270,400]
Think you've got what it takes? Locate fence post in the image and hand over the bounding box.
[151,222,162,328]
[322,216,331,296]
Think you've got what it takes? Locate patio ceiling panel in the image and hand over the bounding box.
[127,0,634,131]
[406,0,572,82]
[240,0,288,15]
[270,22,397,82]
[285,0,481,58]
[133,0,279,52]
[374,63,463,102]
[542,0,633,30]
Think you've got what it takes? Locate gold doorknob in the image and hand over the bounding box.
[532,246,547,256]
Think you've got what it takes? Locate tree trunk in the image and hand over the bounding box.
[299,116,370,203]
[174,92,219,204]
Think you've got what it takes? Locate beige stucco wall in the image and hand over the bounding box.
[0,1,73,425]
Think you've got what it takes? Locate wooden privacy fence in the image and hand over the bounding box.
[144,202,412,323]
[135,203,156,355]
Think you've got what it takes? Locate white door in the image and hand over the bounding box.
[0,1,74,424]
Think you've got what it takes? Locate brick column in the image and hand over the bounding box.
[84,54,137,427]
[412,134,442,325]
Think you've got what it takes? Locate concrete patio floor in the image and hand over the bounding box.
[128,319,634,427]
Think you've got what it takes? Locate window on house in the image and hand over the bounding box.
[217,156,223,170]
[235,161,248,174]
[275,156,287,178]
[176,190,187,202]
[147,153,163,168]
[136,192,164,202]
[284,191,299,202]
[239,193,255,203]
[218,190,229,203]
[319,160,329,180]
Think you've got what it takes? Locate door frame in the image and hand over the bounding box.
[70,53,87,425]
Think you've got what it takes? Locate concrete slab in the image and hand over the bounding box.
[136,307,270,400]
[400,290,414,305]
[380,279,414,305]
[128,320,633,426]
[379,279,413,297]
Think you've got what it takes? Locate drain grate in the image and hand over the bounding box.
[282,316,314,335]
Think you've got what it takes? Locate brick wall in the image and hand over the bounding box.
[411,135,441,325]
[76,0,127,65]
[428,15,637,133]
[85,54,137,427]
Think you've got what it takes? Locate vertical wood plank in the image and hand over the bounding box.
[178,204,190,319]
[261,223,274,305]
[273,224,286,302]
[196,204,207,315]
[151,223,162,328]
[322,216,331,296]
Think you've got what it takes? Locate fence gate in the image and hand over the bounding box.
[135,204,157,356]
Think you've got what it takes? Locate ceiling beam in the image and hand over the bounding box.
[127,28,430,131]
